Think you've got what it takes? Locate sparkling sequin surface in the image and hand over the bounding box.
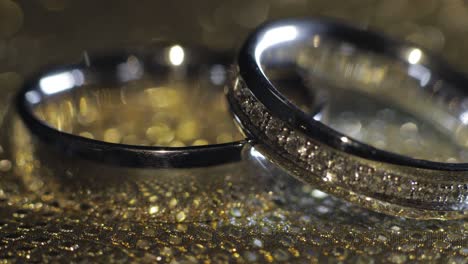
[0,0,467,263]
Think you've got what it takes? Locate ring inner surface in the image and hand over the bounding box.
[29,52,243,148]
[260,36,468,163]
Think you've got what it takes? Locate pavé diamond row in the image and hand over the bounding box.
[228,75,468,220]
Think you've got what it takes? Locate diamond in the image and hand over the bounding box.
[297,142,311,160]
[307,151,328,175]
[358,165,375,176]
[357,177,370,190]
[329,156,344,171]
[396,179,413,199]
[418,183,436,202]
[310,163,325,175]
[352,165,373,186]
[327,157,346,183]
[456,184,466,203]
[317,150,330,164]
[284,133,307,157]
[265,119,283,142]
[437,184,451,203]
[369,173,385,193]
[233,83,246,100]
[383,174,399,196]
[284,134,298,154]
[240,98,253,114]
[307,146,327,164]
[250,103,265,126]
[355,166,364,181]
[277,128,290,145]
[323,171,337,182]
[450,186,462,203]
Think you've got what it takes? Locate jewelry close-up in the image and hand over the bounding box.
[16,45,245,168]
[5,43,268,222]
[1,0,468,261]
[227,18,468,220]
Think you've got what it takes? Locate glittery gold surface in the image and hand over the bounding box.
[34,82,242,147]
[0,0,467,263]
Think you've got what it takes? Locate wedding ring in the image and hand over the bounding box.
[9,44,259,222]
[16,45,245,168]
[227,18,468,219]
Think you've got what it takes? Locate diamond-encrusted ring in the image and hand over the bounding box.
[227,18,468,220]
[16,44,245,168]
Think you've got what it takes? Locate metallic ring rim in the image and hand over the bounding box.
[16,45,245,168]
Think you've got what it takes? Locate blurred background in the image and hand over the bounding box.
[1,0,467,114]
[0,0,467,73]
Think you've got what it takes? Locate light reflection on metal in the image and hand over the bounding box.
[249,146,269,170]
[255,25,298,62]
[312,35,320,48]
[313,112,323,121]
[117,56,143,82]
[39,69,84,95]
[250,146,265,160]
[408,64,431,86]
[460,111,468,125]
[25,91,41,104]
[408,48,422,65]
[169,45,185,66]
